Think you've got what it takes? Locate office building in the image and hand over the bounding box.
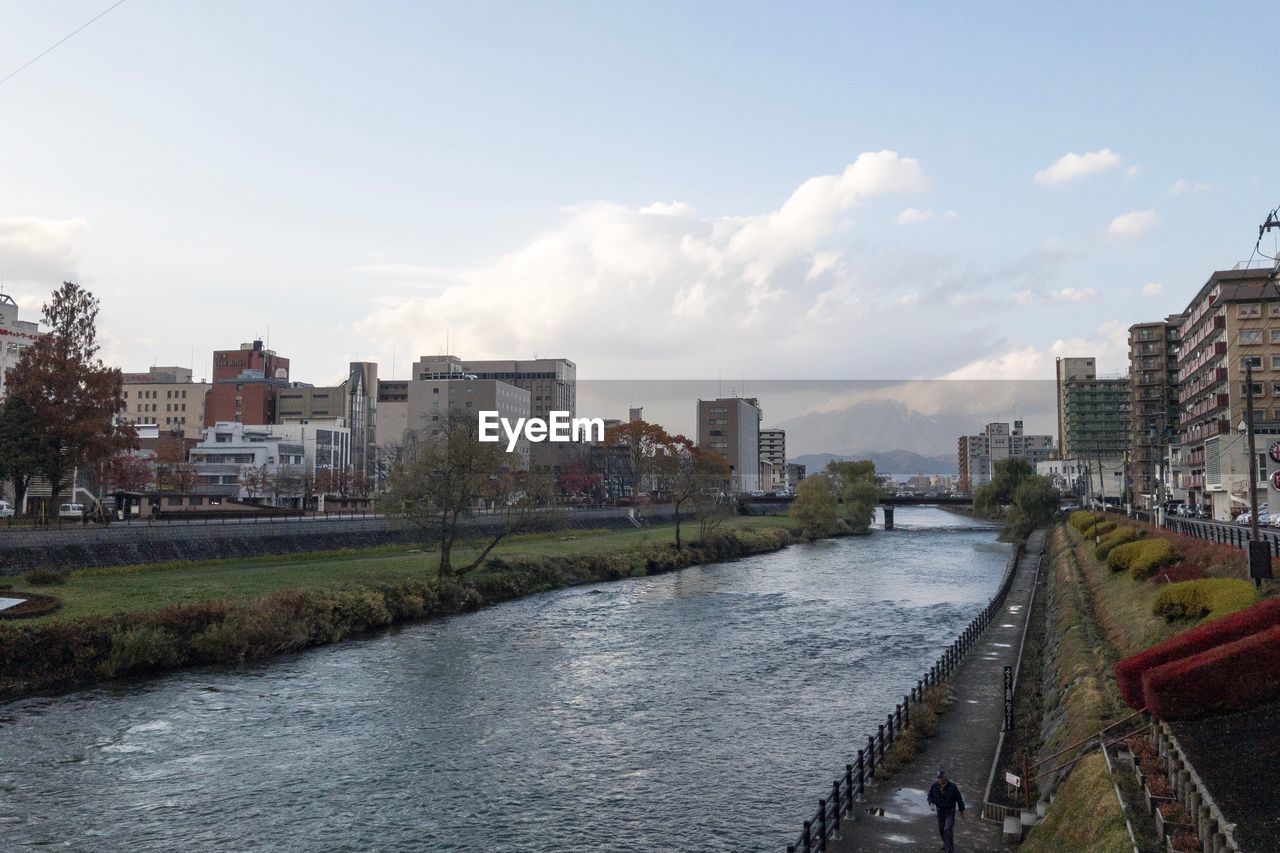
[0,293,41,399]
[411,354,575,418]
[275,361,379,478]
[121,366,210,440]
[696,397,762,493]
[377,375,532,467]
[205,340,291,427]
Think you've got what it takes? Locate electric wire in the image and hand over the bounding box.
[0,0,127,89]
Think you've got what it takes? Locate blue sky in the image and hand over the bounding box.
[1,1,1276,388]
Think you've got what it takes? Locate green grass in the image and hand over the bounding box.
[1021,753,1132,853]
[4,516,793,623]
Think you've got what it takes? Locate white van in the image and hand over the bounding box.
[0,500,14,518]
[58,503,86,519]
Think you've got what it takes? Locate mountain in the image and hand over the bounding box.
[776,399,981,458]
[791,450,958,477]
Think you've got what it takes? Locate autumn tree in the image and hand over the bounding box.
[0,394,45,513]
[104,454,153,493]
[381,409,556,576]
[654,435,729,549]
[601,419,670,501]
[6,283,135,510]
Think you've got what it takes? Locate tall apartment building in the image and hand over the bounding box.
[1057,359,1130,463]
[758,428,789,493]
[121,366,210,440]
[1055,357,1096,458]
[1128,315,1184,506]
[0,293,41,399]
[377,376,533,467]
[275,361,379,477]
[696,397,762,493]
[1176,267,1277,520]
[956,421,1055,491]
[205,340,291,427]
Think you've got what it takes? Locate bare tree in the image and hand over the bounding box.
[654,435,730,549]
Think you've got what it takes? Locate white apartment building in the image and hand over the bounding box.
[0,293,41,399]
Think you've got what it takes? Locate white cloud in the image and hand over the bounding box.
[1012,288,1034,305]
[1125,165,1141,178]
[896,207,957,225]
[357,151,929,375]
[1049,287,1098,303]
[1108,209,1158,238]
[945,320,1130,380]
[0,215,88,284]
[1034,148,1121,186]
[1168,179,1210,195]
[1142,282,1163,296]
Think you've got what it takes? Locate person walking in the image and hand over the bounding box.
[927,768,965,853]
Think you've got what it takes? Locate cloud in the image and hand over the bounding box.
[1034,148,1121,185]
[1142,282,1163,296]
[1168,179,1210,195]
[1049,287,1098,303]
[896,207,958,225]
[0,216,88,284]
[357,151,930,376]
[944,320,1130,380]
[1108,209,1158,238]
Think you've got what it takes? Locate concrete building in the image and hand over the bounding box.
[1058,364,1130,465]
[411,354,576,419]
[189,421,350,507]
[1055,357,1096,458]
[956,421,1055,491]
[377,375,533,468]
[1175,266,1277,520]
[696,397,762,493]
[1128,315,1184,508]
[205,340,291,427]
[121,366,210,440]
[758,428,786,492]
[0,293,41,399]
[275,361,378,478]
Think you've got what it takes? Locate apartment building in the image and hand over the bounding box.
[696,397,762,493]
[1176,267,1277,520]
[205,340,291,427]
[1057,360,1130,464]
[1128,315,1184,507]
[121,366,210,440]
[0,293,41,399]
[1055,357,1095,458]
[956,421,1055,491]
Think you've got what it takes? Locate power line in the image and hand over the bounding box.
[0,0,127,89]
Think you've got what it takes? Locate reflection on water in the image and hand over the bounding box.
[1,507,1009,852]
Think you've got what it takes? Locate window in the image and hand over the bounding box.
[1270,304,1280,318]
[1243,382,1263,396]
[1272,356,1280,371]
[1240,330,1263,345]
[1242,356,1262,369]
[1239,303,1261,318]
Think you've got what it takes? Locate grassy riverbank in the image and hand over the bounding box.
[0,517,803,697]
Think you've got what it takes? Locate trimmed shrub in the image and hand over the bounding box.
[1142,625,1280,718]
[1093,526,1138,560]
[1092,519,1118,537]
[1114,598,1280,708]
[1069,511,1097,533]
[1106,541,1145,573]
[1152,579,1259,622]
[1127,539,1177,580]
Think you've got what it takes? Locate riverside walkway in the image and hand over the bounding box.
[826,530,1044,853]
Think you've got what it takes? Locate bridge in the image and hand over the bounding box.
[743,494,973,506]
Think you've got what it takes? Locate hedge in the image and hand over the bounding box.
[1152,579,1259,622]
[1114,598,1280,708]
[1127,539,1178,581]
[1142,624,1280,720]
[1093,526,1139,561]
[1069,511,1095,533]
[1106,540,1145,573]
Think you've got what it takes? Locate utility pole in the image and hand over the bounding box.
[1246,361,1261,542]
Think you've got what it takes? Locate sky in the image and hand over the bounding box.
[1,1,1277,395]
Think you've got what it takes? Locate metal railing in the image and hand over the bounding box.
[1162,516,1280,552]
[784,547,1023,852]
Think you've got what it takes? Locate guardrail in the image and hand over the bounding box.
[1162,516,1280,552]
[784,545,1023,852]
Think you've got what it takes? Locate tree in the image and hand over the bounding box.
[1004,476,1061,539]
[0,394,45,513]
[557,457,604,501]
[271,464,306,508]
[381,410,555,576]
[653,435,729,549]
[601,419,669,501]
[6,283,135,510]
[973,458,1036,517]
[239,463,270,501]
[826,459,883,533]
[791,474,841,538]
[104,454,153,493]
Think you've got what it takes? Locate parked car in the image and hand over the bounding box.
[749,490,767,497]
[57,503,86,519]
[0,500,14,518]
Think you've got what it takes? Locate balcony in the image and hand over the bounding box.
[1181,475,1205,490]
[1183,419,1230,444]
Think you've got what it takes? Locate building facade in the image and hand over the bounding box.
[377,376,533,467]
[275,361,379,479]
[1058,364,1130,465]
[0,293,41,399]
[121,366,210,440]
[957,421,1055,490]
[1176,267,1276,520]
[189,421,350,507]
[205,340,291,427]
[1128,315,1184,508]
[696,397,762,493]
[411,354,575,419]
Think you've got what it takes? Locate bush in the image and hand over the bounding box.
[24,567,69,586]
[1107,541,1145,573]
[1114,598,1280,708]
[1092,519,1118,537]
[1093,526,1138,560]
[98,625,184,678]
[1128,539,1177,580]
[1152,579,1259,622]
[1145,774,1173,797]
[1143,624,1280,719]
[1069,511,1094,532]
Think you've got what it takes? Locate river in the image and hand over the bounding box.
[0,507,1008,852]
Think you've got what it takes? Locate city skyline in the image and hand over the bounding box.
[2,2,1277,387]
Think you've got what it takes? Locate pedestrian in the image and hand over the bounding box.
[927,767,965,853]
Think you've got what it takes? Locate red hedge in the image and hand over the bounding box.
[1114,597,1280,709]
[1141,625,1280,720]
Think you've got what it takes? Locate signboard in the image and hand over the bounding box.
[1271,470,1280,491]
[1003,665,1013,732]
[1270,441,1280,464]
[1005,771,1022,788]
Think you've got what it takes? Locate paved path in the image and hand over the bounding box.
[825,530,1044,853]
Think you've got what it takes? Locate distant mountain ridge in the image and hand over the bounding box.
[791,450,958,477]
[776,399,981,458]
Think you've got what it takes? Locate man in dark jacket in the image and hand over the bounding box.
[927,768,965,853]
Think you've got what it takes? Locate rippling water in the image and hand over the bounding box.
[0,508,1007,852]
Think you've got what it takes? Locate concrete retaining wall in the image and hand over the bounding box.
[0,507,689,573]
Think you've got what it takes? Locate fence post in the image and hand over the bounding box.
[867,736,875,778]
[878,724,886,760]
[857,749,866,797]
[831,781,842,831]
[802,821,812,853]
[903,694,910,729]
[845,764,855,812]
[816,800,826,849]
